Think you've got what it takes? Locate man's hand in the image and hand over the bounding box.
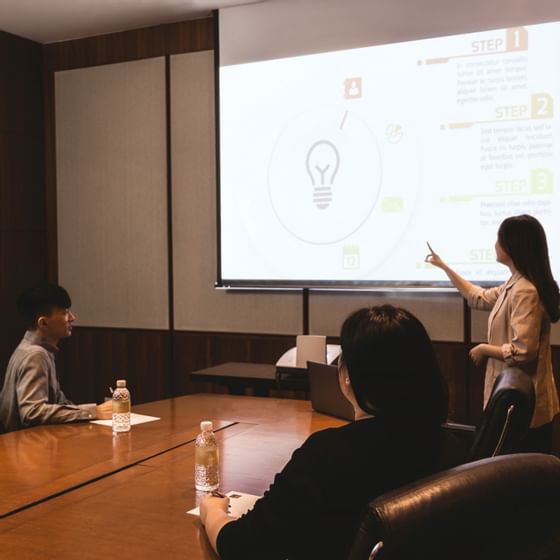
[96,400,113,419]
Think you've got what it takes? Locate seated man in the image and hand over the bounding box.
[0,284,112,432]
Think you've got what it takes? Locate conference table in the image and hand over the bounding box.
[0,394,346,558]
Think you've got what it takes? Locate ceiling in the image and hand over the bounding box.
[0,0,263,44]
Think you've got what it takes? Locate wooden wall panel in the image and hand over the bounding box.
[0,31,45,382]
[173,331,294,397]
[247,335,295,365]
[56,327,171,406]
[171,331,470,423]
[172,332,213,396]
[0,133,45,231]
[52,325,558,426]
[42,19,213,72]
[29,317,556,427]
[433,343,469,423]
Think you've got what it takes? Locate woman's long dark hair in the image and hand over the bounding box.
[498,215,560,322]
[340,305,448,426]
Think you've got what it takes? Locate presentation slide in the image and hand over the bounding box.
[218,21,559,286]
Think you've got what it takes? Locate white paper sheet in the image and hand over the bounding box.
[90,413,160,427]
[187,491,261,517]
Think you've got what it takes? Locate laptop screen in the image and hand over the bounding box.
[308,361,354,422]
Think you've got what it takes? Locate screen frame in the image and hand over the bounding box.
[213,8,555,290]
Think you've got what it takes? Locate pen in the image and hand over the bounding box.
[109,387,114,395]
[211,490,226,498]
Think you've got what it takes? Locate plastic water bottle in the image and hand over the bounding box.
[112,379,131,433]
[195,421,219,491]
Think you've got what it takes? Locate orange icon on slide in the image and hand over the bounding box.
[344,77,362,99]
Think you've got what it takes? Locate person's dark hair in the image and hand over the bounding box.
[498,214,560,323]
[16,284,72,329]
[340,305,448,425]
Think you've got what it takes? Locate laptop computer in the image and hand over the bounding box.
[307,361,355,422]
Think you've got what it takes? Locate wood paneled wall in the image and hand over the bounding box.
[61,327,469,422]
[0,31,46,382]
[55,327,171,405]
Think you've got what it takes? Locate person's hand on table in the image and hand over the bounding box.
[200,495,229,526]
[95,400,113,419]
[199,494,233,553]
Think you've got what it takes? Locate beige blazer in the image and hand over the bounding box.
[467,272,559,428]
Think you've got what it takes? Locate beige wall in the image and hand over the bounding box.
[55,57,169,329]
[310,290,463,341]
[170,50,302,334]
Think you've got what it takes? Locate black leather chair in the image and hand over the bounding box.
[445,367,535,461]
[348,453,560,560]
[468,366,535,460]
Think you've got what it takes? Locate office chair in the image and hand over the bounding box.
[468,366,535,460]
[445,367,535,461]
[347,453,560,560]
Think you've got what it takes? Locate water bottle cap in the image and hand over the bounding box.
[116,379,127,387]
[200,421,213,432]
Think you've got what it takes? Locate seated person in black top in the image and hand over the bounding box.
[200,305,466,560]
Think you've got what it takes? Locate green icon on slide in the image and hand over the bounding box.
[385,123,403,144]
[342,245,360,269]
[530,169,554,193]
[381,197,404,212]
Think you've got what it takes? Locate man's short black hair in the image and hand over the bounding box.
[16,284,72,329]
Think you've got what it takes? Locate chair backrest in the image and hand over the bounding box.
[348,453,560,560]
[468,367,535,461]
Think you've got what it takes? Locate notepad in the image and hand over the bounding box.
[187,491,260,517]
[90,413,160,427]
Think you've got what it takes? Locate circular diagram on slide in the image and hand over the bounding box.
[268,108,382,245]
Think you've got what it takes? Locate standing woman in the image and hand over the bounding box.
[426,214,560,452]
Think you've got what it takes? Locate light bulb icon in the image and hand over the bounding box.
[305,140,340,210]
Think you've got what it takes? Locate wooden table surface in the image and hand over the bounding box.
[0,394,346,558]
[0,394,242,517]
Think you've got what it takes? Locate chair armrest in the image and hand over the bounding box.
[443,422,476,450]
[443,422,475,433]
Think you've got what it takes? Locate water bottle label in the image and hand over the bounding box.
[195,446,218,466]
[113,400,130,413]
